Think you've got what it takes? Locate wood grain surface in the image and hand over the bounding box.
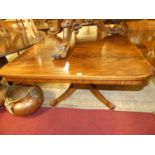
[0,26,153,84]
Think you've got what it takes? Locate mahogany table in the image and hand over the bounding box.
[0,26,153,109]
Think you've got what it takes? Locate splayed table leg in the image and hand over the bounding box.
[50,83,115,110]
[50,84,76,107]
[89,84,115,110]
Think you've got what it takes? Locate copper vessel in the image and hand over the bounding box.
[4,84,44,116]
[0,83,7,107]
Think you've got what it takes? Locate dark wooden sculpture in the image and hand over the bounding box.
[48,19,129,59]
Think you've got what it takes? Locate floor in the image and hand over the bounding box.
[0,107,155,135]
[40,78,155,113]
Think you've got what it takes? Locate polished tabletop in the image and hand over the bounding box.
[0,26,153,84]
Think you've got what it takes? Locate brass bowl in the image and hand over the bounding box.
[0,83,7,107]
[4,84,44,116]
